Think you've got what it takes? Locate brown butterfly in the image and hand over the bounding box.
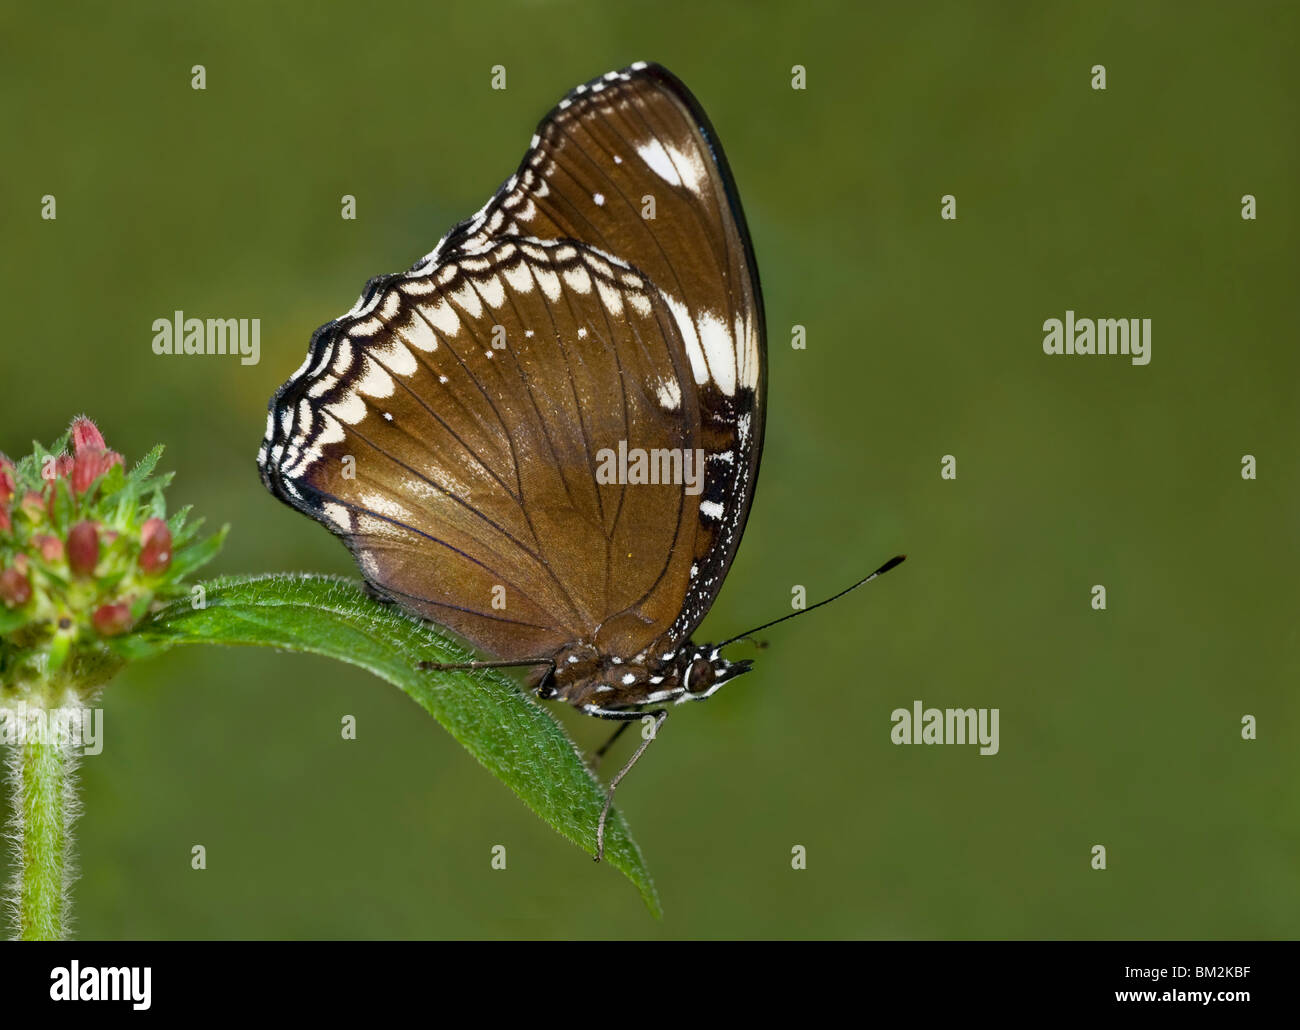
[258,62,902,858]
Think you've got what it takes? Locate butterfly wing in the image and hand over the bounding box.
[430,61,767,648]
[261,238,706,663]
[260,62,765,661]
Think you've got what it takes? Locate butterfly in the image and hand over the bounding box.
[258,61,903,858]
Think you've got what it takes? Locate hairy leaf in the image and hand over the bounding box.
[128,573,660,915]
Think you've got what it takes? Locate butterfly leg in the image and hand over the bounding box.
[588,708,668,862]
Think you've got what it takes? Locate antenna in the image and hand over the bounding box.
[716,554,906,649]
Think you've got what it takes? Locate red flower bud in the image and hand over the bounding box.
[0,567,32,607]
[67,521,100,577]
[92,602,133,636]
[71,448,123,494]
[139,517,173,574]
[0,458,14,504]
[33,534,63,562]
[71,417,107,455]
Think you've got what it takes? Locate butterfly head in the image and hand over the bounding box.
[675,646,754,703]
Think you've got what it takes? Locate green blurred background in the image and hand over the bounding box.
[1,0,1296,938]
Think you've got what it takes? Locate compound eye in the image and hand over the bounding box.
[685,658,715,693]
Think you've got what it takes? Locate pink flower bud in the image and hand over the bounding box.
[67,521,100,577]
[54,454,74,480]
[92,602,133,636]
[71,448,123,494]
[0,458,14,504]
[139,517,173,574]
[33,534,63,562]
[71,416,107,455]
[0,567,31,607]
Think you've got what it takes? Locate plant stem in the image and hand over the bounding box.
[8,709,75,941]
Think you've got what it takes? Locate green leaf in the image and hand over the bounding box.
[128,572,661,915]
[165,523,227,580]
[127,444,164,486]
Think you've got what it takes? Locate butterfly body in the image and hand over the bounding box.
[538,639,752,713]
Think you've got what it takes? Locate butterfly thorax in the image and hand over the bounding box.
[538,641,753,713]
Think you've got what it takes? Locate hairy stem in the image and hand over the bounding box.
[6,707,79,940]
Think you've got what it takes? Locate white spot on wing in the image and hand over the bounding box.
[655,377,681,410]
[423,300,459,336]
[449,282,483,319]
[562,264,592,294]
[374,339,417,376]
[532,263,561,302]
[327,393,367,425]
[322,502,350,531]
[595,278,624,317]
[502,260,534,295]
[357,358,395,399]
[637,140,681,186]
[662,292,708,385]
[476,274,505,308]
[397,316,437,353]
[697,312,737,395]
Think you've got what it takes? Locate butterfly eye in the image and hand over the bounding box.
[685,658,715,693]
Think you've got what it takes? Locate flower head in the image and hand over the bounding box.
[0,417,226,698]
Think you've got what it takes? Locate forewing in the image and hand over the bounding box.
[429,61,768,646]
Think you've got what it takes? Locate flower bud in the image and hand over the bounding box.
[0,567,32,607]
[67,521,100,577]
[72,448,123,494]
[54,454,75,480]
[0,457,14,504]
[71,416,107,454]
[92,602,132,636]
[33,534,63,562]
[139,517,173,574]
